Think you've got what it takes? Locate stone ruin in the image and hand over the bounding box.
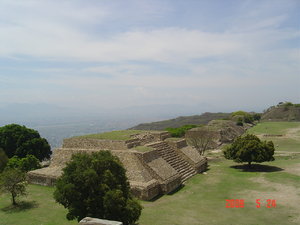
[28,131,207,200]
[79,217,122,225]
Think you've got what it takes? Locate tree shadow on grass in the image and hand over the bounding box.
[1,200,39,213]
[230,164,284,172]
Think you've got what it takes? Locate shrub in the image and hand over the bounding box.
[165,124,197,137]
[231,111,255,124]
[283,102,293,107]
[6,155,41,172]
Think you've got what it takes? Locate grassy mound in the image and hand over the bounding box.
[74,130,145,140]
[262,103,300,121]
[129,112,230,130]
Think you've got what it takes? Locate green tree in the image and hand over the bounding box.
[165,124,197,137]
[53,151,142,225]
[6,155,41,172]
[231,111,255,124]
[0,148,8,172]
[253,113,261,121]
[0,124,51,160]
[223,134,275,167]
[0,168,27,205]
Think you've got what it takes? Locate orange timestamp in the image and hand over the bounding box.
[226,199,276,208]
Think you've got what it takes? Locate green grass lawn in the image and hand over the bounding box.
[132,146,154,152]
[139,122,300,225]
[139,158,300,225]
[0,185,77,225]
[0,122,299,225]
[249,122,300,135]
[74,130,145,140]
[248,122,300,153]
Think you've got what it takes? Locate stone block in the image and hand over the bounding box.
[79,217,122,225]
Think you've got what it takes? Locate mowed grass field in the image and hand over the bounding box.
[0,122,299,225]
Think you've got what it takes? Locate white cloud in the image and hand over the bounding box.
[0,0,298,66]
[0,0,299,112]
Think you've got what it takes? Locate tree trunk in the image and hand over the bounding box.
[248,161,252,168]
[12,193,17,205]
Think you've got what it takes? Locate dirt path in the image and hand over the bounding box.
[239,176,300,224]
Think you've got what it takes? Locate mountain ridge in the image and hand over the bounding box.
[129,112,231,130]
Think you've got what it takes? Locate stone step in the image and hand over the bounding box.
[182,172,196,182]
[175,165,194,173]
[148,141,197,182]
[162,155,180,161]
[173,164,194,172]
[181,168,196,175]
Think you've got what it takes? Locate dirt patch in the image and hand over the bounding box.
[256,126,300,140]
[284,163,300,176]
[238,176,300,224]
[285,127,300,139]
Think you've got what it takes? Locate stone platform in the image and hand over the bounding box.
[28,131,207,200]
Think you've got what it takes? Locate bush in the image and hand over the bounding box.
[6,155,41,172]
[253,113,261,121]
[231,111,255,124]
[165,124,197,137]
[236,118,243,126]
[283,102,293,107]
[53,151,142,225]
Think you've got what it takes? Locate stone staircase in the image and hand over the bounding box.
[147,141,197,182]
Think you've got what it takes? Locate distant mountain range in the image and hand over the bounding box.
[130,102,300,131]
[129,112,231,130]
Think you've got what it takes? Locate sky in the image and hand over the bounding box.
[0,0,299,119]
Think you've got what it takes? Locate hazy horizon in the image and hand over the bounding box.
[0,0,299,147]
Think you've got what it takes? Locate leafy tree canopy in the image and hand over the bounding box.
[6,155,41,172]
[53,151,142,225]
[0,148,8,172]
[0,124,51,160]
[231,111,261,125]
[223,134,275,167]
[165,124,198,137]
[0,168,27,205]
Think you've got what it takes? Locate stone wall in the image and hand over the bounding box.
[62,138,129,150]
[179,146,207,173]
[134,150,182,194]
[129,131,171,145]
[165,139,187,150]
[27,167,60,186]
[130,180,161,200]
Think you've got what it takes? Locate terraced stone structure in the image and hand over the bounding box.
[28,130,207,200]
